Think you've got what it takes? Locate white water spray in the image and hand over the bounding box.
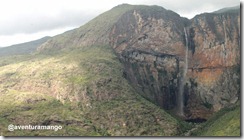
[178,27,188,116]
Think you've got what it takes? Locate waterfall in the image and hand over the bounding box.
[184,28,189,78]
[177,27,188,116]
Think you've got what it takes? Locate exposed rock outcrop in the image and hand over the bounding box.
[37,4,240,119]
[184,11,240,119]
[109,5,240,119]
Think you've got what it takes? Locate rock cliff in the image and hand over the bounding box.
[108,5,240,119]
[37,4,241,119]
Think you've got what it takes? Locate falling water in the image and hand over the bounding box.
[183,28,189,79]
[177,27,188,116]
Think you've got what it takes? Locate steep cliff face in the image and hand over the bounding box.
[108,5,240,119]
[185,11,240,119]
[109,6,189,111]
[37,4,240,119]
[121,50,179,109]
[110,6,189,54]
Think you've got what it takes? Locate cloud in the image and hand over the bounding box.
[0,0,240,46]
[0,0,111,36]
[0,10,95,35]
[167,0,239,18]
[126,0,239,18]
[0,0,239,35]
[0,0,100,35]
[0,27,75,47]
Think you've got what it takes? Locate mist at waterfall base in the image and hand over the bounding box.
[177,28,188,117]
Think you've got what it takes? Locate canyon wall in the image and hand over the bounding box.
[110,7,240,119]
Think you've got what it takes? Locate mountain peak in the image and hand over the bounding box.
[115,3,131,7]
[38,4,176,52]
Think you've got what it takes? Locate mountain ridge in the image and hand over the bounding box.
[0,4,240,136]
[0,36,51,57]
[37,4,190,52]
[2,3,240,120]
[212,5,240,14]
[33,3,241,130]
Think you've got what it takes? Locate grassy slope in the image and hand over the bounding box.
[38,4,138,51]
[0,5,182,136]
[0,46,180,136]
[191,104,240,136]
[38,4,168,52]
[0,36,50,57]
[0,90,99,136]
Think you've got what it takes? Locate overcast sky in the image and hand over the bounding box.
[0,0,240,47]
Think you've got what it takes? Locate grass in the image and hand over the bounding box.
[88,96,179,136]
[0,36,240,137]
[38,4,139,52]
[0,45,181,136]
[191,103,240,136]
[0,36,50,57]
[2,45,238,136]
[0,90,99,136]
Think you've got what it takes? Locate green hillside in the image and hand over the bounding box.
[38,4,172,52]
[191,103,240,136]
[0,46,181,136]
[0,36,50,57]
